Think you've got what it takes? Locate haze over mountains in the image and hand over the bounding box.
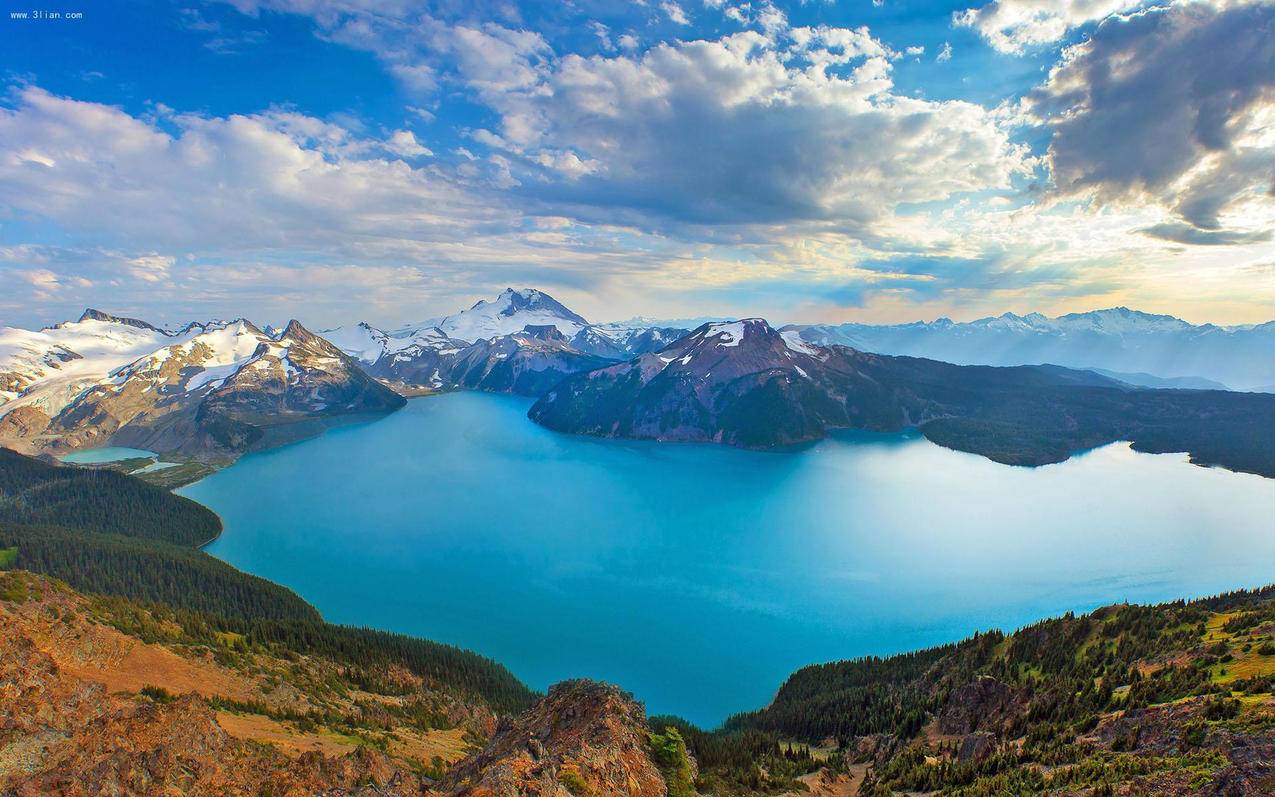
[4,288,1275,476]
[795,308,1275,392]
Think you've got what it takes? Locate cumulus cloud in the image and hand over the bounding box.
[456,26,1030,237]
[0,86,508,254]
[1028,1,1275,237]
[385,129,432,157]
[954,0,1145,54]
[662,1,691,26]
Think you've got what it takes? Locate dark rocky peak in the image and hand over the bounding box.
[518,324,570,343]
[278,320,344,356]
[673,318,781,353]
[70,308,166,334]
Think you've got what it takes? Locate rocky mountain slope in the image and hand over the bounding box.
[324,288,688,396]
[529,318,1275,477]
[443,680,672,797]
[0,314,404,460]
[794,307,1275,392]
[0,571,681,797]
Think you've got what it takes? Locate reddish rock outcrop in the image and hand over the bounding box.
[443,680,668,797]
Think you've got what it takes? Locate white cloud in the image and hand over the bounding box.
[456,27,1029,238]
[937,42,952,62]
[126,254,176,283]
[0,86,512,256]
[385,129,433,157]
[662,1,691,26]
[954,0,1145,54]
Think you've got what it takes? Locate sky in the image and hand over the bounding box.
[1,0,1273,329]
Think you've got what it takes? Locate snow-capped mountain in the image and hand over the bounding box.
[793,307,1275,391]
[322,289,689,395]
[0,311,403,458]
[425,287,589,342]
[0,309,221,418]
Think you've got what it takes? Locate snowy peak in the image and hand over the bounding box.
[665,319,789,360]
[686,318,770,348]
[71,308,167,334]
[491,288,586,323]
[319,322,391,364]
[431,288,589,342]
[794,306,1275,390]
[1053,306,1192,333]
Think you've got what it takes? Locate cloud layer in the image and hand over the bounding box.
[0,0,1272,327]
[1029,1,1275,237]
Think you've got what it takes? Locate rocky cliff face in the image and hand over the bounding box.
[528,318,922,448]
[443,326,615,396]
[444,680,670,797]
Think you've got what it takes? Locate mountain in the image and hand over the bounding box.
[529,318,1275,477]
[0,309,200,417]
[427,286,589,341]
[324,288,689,396]
[793,307,1275,391]
[0,312,404,460]
[442,324,615,395]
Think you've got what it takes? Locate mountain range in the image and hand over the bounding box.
[529,317,1275,476]
[6,289,1275,479]
[0,310,403,461]
[792,307,1275,392]
[322,288,688,394]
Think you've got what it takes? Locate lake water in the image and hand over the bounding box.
[61,446,156,463]
[183,392,1275,727]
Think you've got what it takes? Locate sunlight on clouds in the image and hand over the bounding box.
[1,0,1273,327]
[954,0,1145,54]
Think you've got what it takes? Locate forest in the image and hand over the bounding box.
[0,447,535,713]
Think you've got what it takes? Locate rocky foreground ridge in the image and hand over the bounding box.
[3,552,1275,797]
[0,571,679,797]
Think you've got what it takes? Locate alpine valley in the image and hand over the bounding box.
[3,289,1275,797]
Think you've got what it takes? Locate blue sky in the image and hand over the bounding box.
[1,0,1272,328]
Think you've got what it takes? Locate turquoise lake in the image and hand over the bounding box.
[61,446,156,463]
[182,392,1275,727]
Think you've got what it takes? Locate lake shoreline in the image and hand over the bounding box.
[179,391,1275,727]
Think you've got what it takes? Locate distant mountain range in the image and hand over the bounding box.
[792,308,1275,392]
[5,291,1275,477]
